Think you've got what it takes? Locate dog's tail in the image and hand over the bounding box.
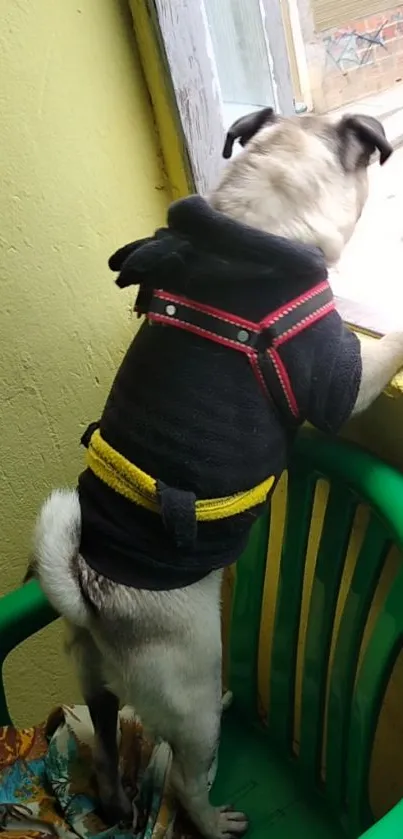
[34,489,89,627]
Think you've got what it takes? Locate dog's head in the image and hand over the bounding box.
[210,108,392,265]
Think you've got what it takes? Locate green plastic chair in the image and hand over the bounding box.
[1,429,403,838]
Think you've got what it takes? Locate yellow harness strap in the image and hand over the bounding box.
[86,429,274,522]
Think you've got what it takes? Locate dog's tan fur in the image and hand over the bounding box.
[211,114,370,265]
[31,110,403,839]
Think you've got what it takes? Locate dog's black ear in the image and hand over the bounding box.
[223,107,277,159]
[337,114,393,170]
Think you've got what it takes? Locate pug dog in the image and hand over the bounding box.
[29,109,402,839]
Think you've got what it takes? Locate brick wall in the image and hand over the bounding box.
[305,4,403,111]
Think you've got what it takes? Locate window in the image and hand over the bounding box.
[135,0,294,194]
[203,0,278,127]
[131,1,401,337]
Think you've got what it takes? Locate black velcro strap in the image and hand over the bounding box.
[134,284,154,317]
[157,481,197,550]
[81,421,100,449]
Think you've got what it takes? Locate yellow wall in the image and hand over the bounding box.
[0,0,169,724]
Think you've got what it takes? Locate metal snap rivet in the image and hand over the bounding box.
[165,304,176,316]
[237,329,249,343]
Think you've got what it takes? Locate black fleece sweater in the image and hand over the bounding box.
[78,197,362,590]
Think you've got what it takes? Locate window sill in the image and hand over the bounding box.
[329,111,403,399]
[329,129,402,336]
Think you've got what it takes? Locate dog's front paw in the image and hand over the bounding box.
[383,331,403,356]
[212,805,248,839]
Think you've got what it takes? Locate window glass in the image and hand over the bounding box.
[203,0,276,128]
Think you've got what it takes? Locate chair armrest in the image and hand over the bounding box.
[359,800,403,837]
[0,581,58,725]
[0,580,58,661]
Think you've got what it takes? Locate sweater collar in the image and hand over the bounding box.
[168,195,327,280]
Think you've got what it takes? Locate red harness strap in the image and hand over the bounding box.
[138,281,334,427]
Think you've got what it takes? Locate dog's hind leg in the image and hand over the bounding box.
[170,704,248,839]
[68,625,133,827]
[132,583,248,839]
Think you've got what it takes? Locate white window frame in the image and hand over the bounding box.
[134,1,397,338]
[143,0,295,194]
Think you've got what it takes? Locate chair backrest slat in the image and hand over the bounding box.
[267,460,316,751]
[299,483,357,781]
[346,564,403,836]
[326,514,391,813]
[229,509,271,719]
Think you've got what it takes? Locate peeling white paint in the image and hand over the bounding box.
[259,0,281,112]
[200,0,224,109]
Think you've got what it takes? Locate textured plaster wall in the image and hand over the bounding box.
[0,0,169,725]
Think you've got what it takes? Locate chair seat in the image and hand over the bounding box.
[212,708,345,839]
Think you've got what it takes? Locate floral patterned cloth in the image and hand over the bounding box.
[0,705,181,839]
